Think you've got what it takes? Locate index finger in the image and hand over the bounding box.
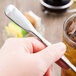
[25,37,46,53]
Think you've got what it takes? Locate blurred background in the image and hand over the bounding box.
[0,0,76,76]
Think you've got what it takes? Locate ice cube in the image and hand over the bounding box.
[68,17,76,42]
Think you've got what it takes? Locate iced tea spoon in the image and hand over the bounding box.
[4,4,76,72]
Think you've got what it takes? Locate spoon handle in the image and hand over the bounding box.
[32,30,76,72]
[4,4,76,72]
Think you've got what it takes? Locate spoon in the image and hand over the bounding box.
[4,4,76,72]
[67,9,76,13]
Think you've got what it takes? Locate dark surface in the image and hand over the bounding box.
[44,0,70,6]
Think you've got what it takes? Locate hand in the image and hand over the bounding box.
[0,37,66,76]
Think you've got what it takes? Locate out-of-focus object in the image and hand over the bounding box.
[67,1,76,13]
[25,11,41,28]
[40,0,74,14]
[74,0,76,2]
[25,11,45,36]
[4,22,27,37]
[3,11,44,40]
[67,9,76,13]
[44,0,70,6]
[62,14,76,76]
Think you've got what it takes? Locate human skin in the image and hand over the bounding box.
[0,37,66,76]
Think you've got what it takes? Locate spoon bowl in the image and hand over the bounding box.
[4,5,35,32]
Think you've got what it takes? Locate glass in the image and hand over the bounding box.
[74,0,76,2]
[61,14,76,76]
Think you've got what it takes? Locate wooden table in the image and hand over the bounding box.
[0,0,76,76]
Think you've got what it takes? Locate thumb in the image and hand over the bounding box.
[36,42,66,69]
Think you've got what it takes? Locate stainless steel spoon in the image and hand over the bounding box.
[4,4,76,72]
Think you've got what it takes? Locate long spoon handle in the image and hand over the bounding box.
[32,30,76,72]
[4,4,76,72]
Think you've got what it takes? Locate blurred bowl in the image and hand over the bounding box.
[40,0,74,14]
